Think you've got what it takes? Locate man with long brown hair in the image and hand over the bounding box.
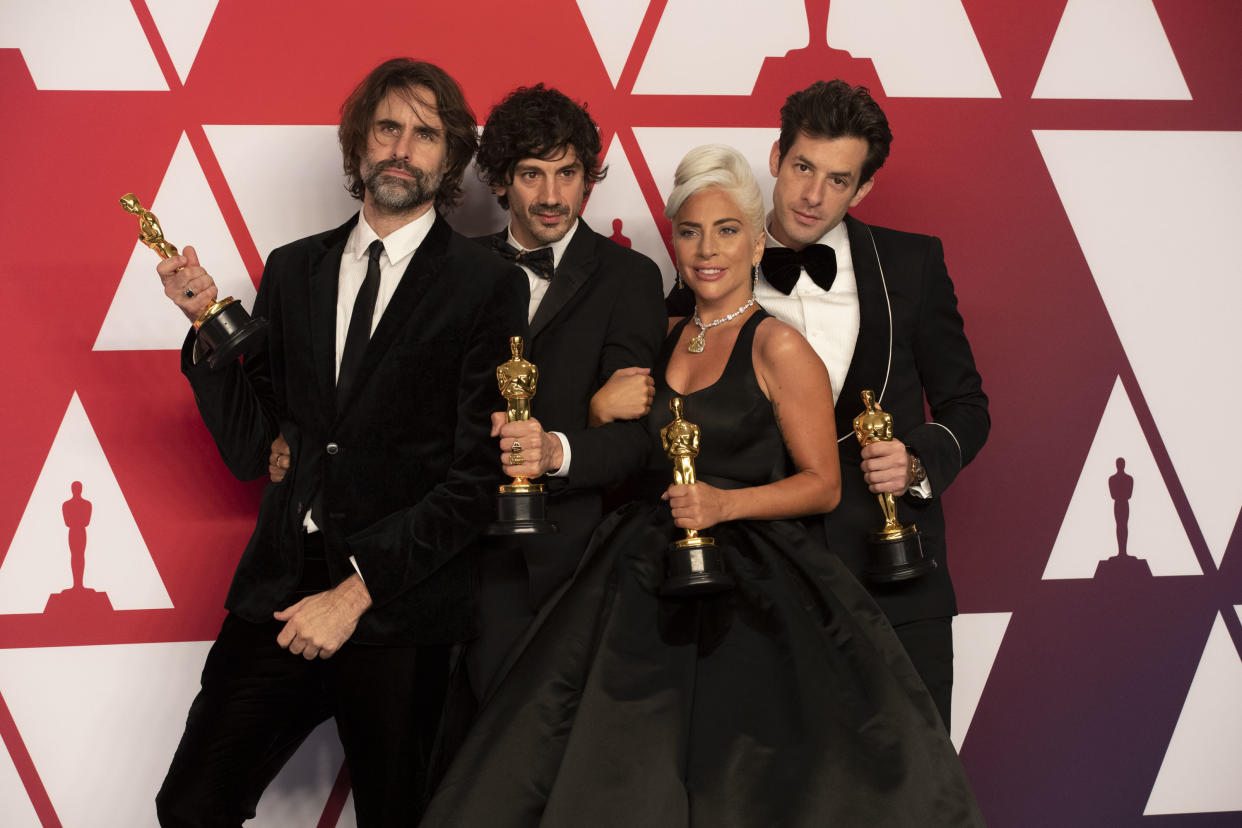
[153,58,526,825]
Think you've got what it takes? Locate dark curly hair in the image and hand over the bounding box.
[777,80,893,186]
[476,84,606,210]
[338,58,478,211]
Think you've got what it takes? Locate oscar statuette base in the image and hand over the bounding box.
[863,523,936,583]
[486,484,557,535]
[195,298,268,370]
[661,534,734,597]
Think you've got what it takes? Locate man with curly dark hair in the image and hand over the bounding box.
[153,59,527,825]
[468,84,666,697]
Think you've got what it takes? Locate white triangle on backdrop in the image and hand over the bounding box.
[0,642,213,826]
[575,0,652,88]
[950,611,1010,751]
[1144,608,1242,815]
[632,127,778,214]
[1043,377,1199,579]
[96,132,257,353]
[581,136,675,292]
[0,393,172,614]
[826,0,999,98]
[0,739,40,828]
[1033,0,1190,100]
[1035,130,1242,568]
[0,0,166,91]
[250,721,345,828]
[204,125,359,261]
[145,0,220,85]
[633,0,807,95]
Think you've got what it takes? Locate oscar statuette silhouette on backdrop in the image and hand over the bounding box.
[1094,457,1152,579]
[43,482,113,613]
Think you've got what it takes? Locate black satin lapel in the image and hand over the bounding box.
[308,229,350,413]
[528,220,596,341]
[835,215,892,436]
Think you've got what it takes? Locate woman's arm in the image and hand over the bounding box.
[666,318,840,529]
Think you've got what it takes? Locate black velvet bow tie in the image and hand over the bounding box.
[761,244,837,295]
[491,236,555,281]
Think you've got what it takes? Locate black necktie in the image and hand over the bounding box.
[337,239,383,406]
[491,236,555,281]
[761,244,837,295]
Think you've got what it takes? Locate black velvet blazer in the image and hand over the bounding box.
[182,213,528,645]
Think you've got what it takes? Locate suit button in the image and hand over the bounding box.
[326,442,339,455]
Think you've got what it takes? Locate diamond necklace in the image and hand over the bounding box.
[688,295,756,353]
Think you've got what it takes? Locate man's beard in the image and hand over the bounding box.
[363,159,441,211]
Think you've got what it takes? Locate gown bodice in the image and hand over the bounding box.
[647,309,791,490]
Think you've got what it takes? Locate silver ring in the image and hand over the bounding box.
[183,287,195,298]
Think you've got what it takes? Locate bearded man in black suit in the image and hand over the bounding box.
[468,84,667,697]
[153,59,527,826]
[759,80,989,730]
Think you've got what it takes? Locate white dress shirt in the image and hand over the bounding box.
[505,219,580,477]
[755,219,858,405]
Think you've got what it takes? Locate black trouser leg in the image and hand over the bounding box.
[892,615,954,732]
[156,615,331,827]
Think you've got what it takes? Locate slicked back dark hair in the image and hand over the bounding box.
[338,58,478,211]
[777,80,893,186]
[477,84,606,210]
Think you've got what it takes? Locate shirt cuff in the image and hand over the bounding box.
[909,477,933,499]
[548,431,571,478]
[303,513,366,582]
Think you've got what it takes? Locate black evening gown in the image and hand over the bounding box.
[422,311,984,827]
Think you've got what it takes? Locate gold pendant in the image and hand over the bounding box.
[687,334,705,353]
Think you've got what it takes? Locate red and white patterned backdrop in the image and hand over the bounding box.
[2,1,1240,824]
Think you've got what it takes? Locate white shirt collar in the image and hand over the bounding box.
[348,207,437,263]
[507,217,580,270]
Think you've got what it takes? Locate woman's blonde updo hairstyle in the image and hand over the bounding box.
[663,144,765,236]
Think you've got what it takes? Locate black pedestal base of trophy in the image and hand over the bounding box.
[486,489,557,535]
[198,301,268,370]
[661,535,734,597]
[864,527,936,583]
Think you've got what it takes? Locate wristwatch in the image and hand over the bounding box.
[907,451,927,486]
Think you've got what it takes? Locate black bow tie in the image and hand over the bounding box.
[491,236,555,281]
[761,244,837,294]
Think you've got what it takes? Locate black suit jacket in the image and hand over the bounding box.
[182,213,528,645]
[480,220,666,601]
[821,214,989,626]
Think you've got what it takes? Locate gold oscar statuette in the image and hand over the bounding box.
[853,389,935,582]
[486,336,556,535]
[659,396,733,597]
[119,193,266,369]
